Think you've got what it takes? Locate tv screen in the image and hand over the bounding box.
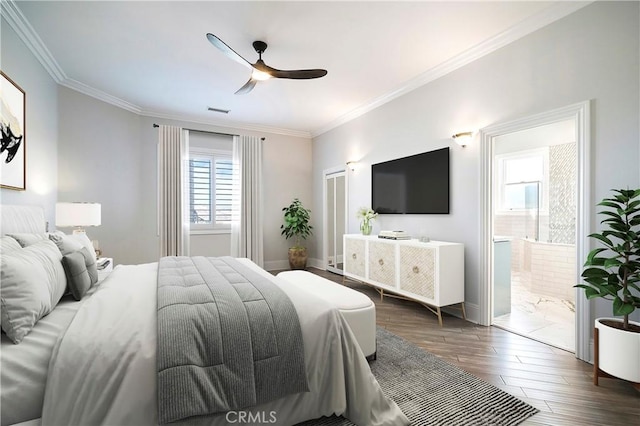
[372,147,450,214]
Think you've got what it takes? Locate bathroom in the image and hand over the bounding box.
[492,119,577,352]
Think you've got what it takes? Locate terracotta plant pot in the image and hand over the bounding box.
[595,318,640,384]
[288,247,308,270]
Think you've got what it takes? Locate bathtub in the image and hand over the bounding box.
[516,238,576,301]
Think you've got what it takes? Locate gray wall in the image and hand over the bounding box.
[57,87,143,264]
[57,88,313,267]
[0,15,59,227]
[311,1,640,322]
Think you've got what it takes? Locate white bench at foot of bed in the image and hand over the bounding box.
[276,270,376,360]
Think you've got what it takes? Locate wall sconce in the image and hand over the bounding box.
[346,161,357,171]
[452,132,473,147]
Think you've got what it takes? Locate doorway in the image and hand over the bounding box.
[479,101,592,361]
[491,120,577,352]
[324,168,347,275]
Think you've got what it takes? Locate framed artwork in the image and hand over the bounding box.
[1,71,26,190]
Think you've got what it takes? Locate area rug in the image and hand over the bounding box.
[300,327,538,426]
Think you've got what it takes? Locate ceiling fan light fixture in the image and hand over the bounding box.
[251,69,272,81]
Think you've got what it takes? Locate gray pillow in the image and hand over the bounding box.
[49,233,84,255]
[0,240,67,344]
[48,233,97,284]
[5,233,47,247]
[61,251,92,300]
[78,247,98,284]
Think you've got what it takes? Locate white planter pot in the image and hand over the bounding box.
[595,318,640,383]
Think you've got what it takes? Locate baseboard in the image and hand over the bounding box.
[264,257,323,272]
[263,260,289,271]
[443,302,479,324]
[308,257,323,269]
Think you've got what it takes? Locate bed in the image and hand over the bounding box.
[0,205,408,426]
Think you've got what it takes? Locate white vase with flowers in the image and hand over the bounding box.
[356,207,378,235]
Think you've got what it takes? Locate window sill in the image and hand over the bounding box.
[190,229,231,236]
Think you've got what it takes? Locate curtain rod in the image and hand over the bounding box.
[152,123,265,140]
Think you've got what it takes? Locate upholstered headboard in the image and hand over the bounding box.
[0,205,47,235]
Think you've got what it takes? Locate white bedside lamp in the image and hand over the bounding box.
[56,202,101,235]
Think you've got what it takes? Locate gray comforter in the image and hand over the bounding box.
[156,256,308,424]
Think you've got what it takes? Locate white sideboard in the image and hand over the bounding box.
[343,234,465,325]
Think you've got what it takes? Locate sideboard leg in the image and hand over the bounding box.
[461,302,467,320]
[437,307,443,327]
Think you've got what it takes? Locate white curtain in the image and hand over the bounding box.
[157,125,190,257]
[231,135,264,267]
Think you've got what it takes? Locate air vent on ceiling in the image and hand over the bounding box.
[208,107,230,114]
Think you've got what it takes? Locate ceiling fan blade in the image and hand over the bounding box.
[252,61,326,80]
[235,78,257,95]
[206,33,252,69]
[267,68,328,80]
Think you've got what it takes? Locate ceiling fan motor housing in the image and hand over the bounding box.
[252,40,268,55]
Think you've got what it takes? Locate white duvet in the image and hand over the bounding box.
[41,260,408,426]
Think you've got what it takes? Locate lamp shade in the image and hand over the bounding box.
[56,202,101,228]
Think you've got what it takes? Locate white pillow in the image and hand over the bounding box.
[70,233,97,261]
[0,240,67,344]
[0,236,21,255]
[5,233,47,247]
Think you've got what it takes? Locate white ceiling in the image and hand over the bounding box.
[9,1,589,137]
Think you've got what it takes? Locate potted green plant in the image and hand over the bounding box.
[576,189,640,386]
[281,198,313,270]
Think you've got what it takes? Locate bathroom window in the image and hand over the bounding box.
[496,149,549,212]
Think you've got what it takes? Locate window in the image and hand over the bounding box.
[189,149,232,232]
[496,149,549,212]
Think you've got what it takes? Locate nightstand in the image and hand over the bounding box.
[97,257,113,282]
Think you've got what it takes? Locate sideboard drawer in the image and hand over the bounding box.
[399,245,435,300]
[345,237,366,277]
[368,240,396,286]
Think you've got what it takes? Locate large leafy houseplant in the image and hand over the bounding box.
[281,198,313,269]
[281,198,313,248]
[577,189,640,331]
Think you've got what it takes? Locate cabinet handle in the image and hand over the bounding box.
[413,266,420,274]
[378,259,384,266]
[352,253,357,260]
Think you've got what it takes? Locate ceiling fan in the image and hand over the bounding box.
[206,33,328,95]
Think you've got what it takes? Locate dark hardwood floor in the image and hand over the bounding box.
[301,268,640,426]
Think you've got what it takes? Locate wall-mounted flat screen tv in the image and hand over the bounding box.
[372,147,450,214]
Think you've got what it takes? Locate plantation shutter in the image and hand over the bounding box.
[189,158,212,224]
[215,158,233,224]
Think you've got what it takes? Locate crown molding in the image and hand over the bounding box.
[311,1,593,138]
[1,0,66,82]
[60,78,143,114]
[140,110,312,139]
